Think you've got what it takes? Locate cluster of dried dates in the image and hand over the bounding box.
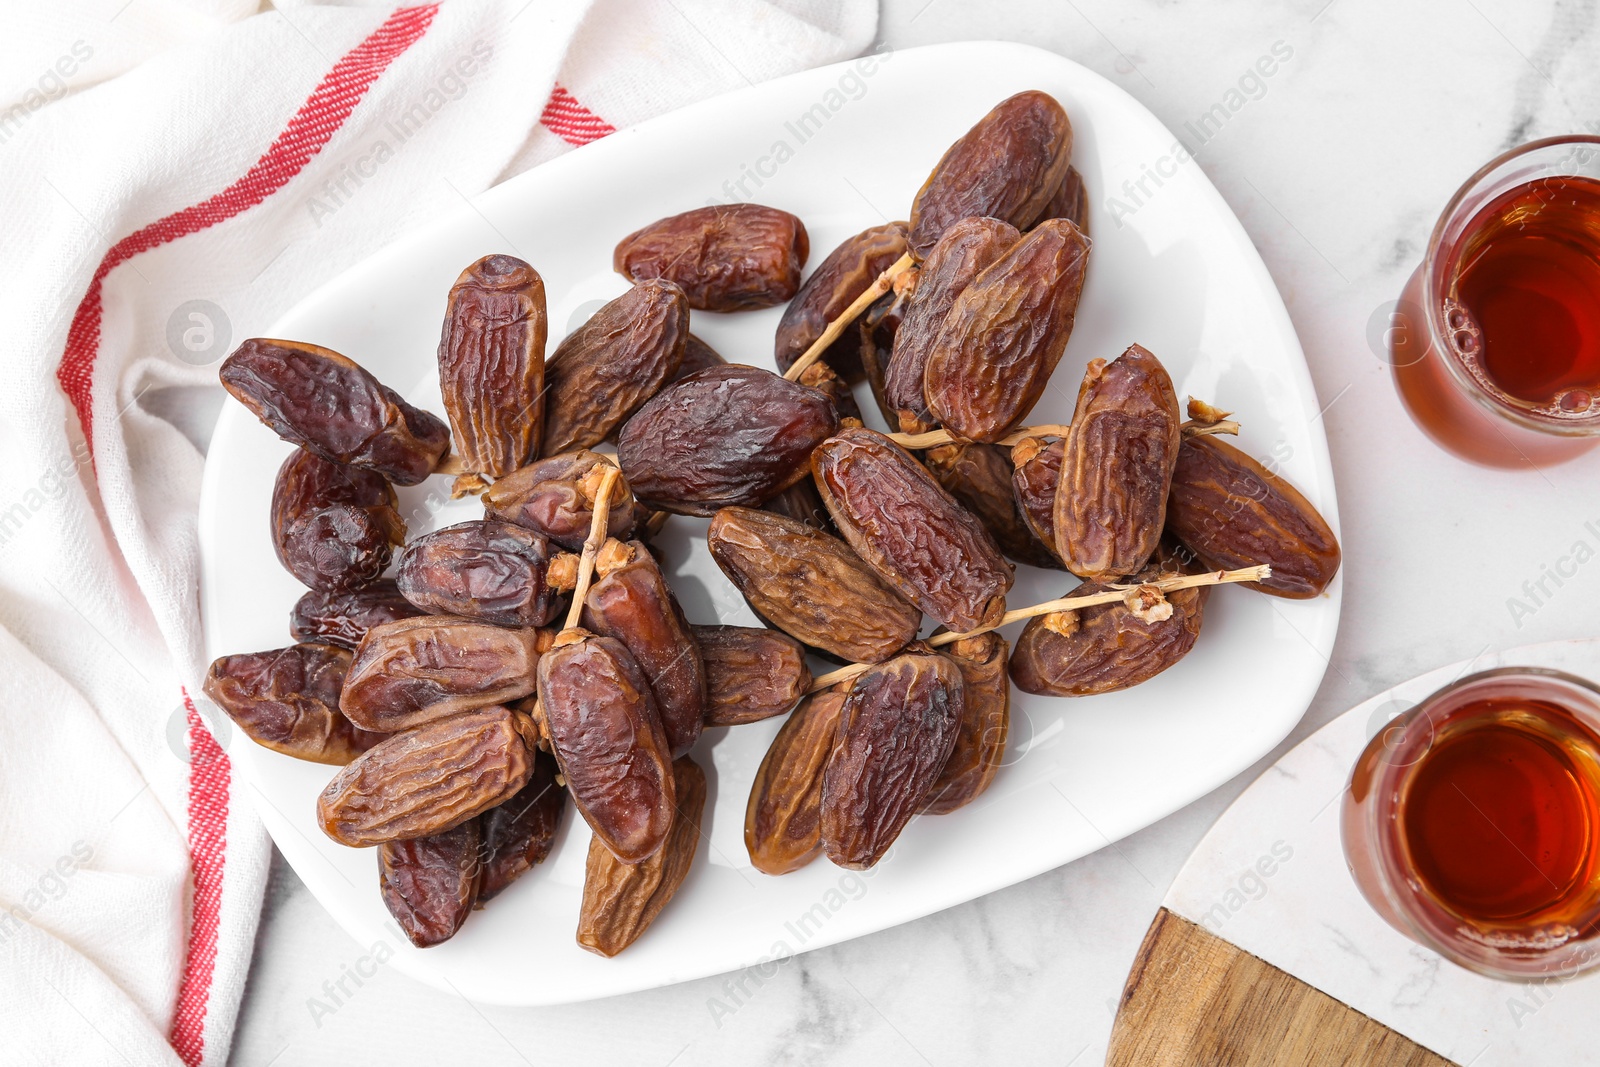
[207,89,1341,956]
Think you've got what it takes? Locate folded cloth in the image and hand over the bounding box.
[0,1,875,1062]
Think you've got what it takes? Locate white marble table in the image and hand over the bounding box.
[226,1,1600,1063]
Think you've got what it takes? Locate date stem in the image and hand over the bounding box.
[562,467,622,632]
[805,564,1271,693]
[886,423,1074,451]
[782,252,915,383]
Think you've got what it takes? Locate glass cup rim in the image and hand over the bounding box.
[1422,133,1600,436]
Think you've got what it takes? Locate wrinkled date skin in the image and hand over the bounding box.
[220,339,449,485]
[706,507,920,664]
[924,442,1062,571]
[1056,344,1181,579]
[1010,569,1205,697]
[290,580,422,650]
[380,818,481,948]
[618,365,839,516]
[858,291,903,427]
[820,651,964,870]
[203,643,385,765]
[437,254,547,478]
[923,218,1091,443]
[478,750,566,902]
[577,756,705,957]
[774,221,909,382]
[271,449,405,593]
[885,217,1020,434]
[1010,435,1065,557]
[1037,165,1089,235]
[669,333,727,384]
[582,540,706,757]
[318,705,534,847]
[759,476,835,535]
[613,204,808,311]
[744,687,848,875]
[396,520,566,627]
[537,634,676,863]
[482,450,636,550]
[796,359,861,422]
[542,280,688,456]
[923,633,1009,815]
[812,427,1012,633]
[340,616,548,732]
[906,90,1073,258]
[1166,435,1342,598]
[693,625,812,726]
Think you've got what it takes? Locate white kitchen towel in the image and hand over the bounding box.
[0,2,876,1064]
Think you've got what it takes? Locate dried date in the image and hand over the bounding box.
[340,615,549,732]
[482,450,636,551]
[1036,165,1089,235]
[318,704,534,846]
[437,254,547,478]
[1055,344,1181,579]
[923,218,1090,443]
[582,539,706,757]
[396,520,568,627]
[906,90,1073,258]
[1010,435,1064,556]
[613,204,808,311]
[289,580,422,650]
[380,818,481,948]
[759,477,835,535]
[541,280,688,455]
[203,643,384,765]
[478,750,566,902]
[812,427,1012,632]
[924,441,1062,571]
[1165,435,1341,598]
[706,507,920,664]
[577,756,705,957]
[796,359,861,422]
[220,338,449,485]
[693,624,811,726]
[820,650,964,869]
[744,686,848,875]
[884,216,1019,434]
[923,633,1009,815]
[271,449,405,593]
[774,221,908,382]
[618,365,839,516]
[669,333,727,384]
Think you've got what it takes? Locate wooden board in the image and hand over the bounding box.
[1106,908,1455,1067]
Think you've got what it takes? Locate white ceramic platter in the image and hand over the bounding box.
[199,41,1341,1005]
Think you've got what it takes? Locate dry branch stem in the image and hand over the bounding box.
[782,252,915,382]
[562,466,621,632]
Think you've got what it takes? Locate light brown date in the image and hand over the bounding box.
[774,221,908,382]
[693,624,811,727]
[744,686,848,875]
[924,441,1062,571]
[380,818,481,948]
[317,705,534,846]
[1036,165,1089,235]
[203,643,385,765]
[923,632,1009,815]
[1010,435,1064,557]
[613,204,808,311]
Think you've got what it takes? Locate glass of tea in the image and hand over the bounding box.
[1389,135,1600,467]
[1342,667,1600,979]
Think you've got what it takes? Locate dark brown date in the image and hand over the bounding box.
[203,643,385,765]
[906,90,1073,258]
[1010,435,1064,556]
[437,254,547,478]
[884,216,1019,434]
[774,221,908,382]
[1055,344,1181,579]
[482,450,635,551]
[380,818,481,948]
[924,441,1062,571]
[271,449,405,594]
[396,520,566,627]
[812,427,1012,632]
[340,616,548,732]
[820,650,964,869]
[613,204,808,311]
[706,507,920,664]
[744,686,848,875]
[923,218,1090,443]
[1037,165,1089,235]
[318,705,534,846]
[541,280,688,456]
[618,365,839,516]
[923,633,1009,815]
[536,634,676,863]
[478,750,566,902]
[1166,435,1341,598]
[1010,566,1205,697]
[796,359,861,422]
[858,290,903,426]
[582,539,705,757]
[220,338,449,485]
[759,476,835,535]
[289,580,422,650]
[669,333,727,384]
[693,624,811,726]
[577,756,705,957]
